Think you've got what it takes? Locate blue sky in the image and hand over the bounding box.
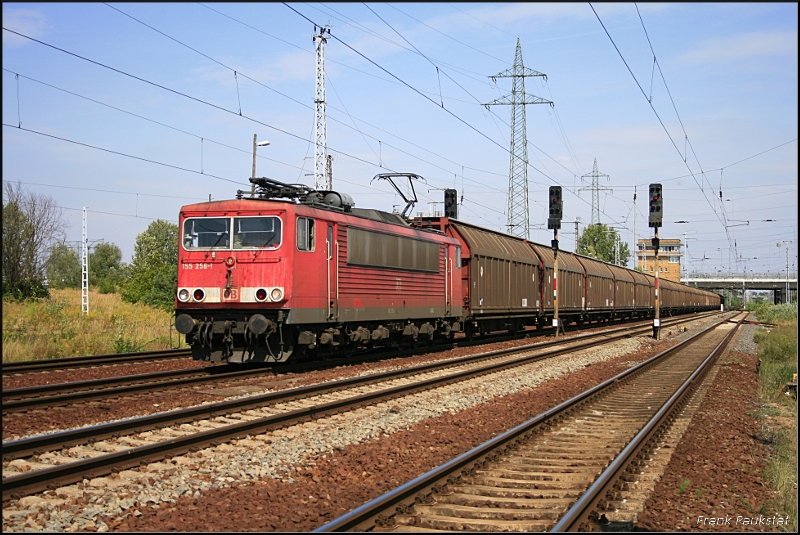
[3,2,797,275]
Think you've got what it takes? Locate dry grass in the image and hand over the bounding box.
[2,289,185,362]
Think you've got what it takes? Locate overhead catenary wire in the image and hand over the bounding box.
[282,2,620,224]
[588,4,735,252]
[282,3,555,180]
[0,26,392,175]
[1,69,309,173]
[195,1,592,204]
[104,2,524,193]
[2,123,246,185]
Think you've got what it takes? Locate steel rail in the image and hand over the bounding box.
[551,315,744,531]
[313,313,738,532]
[1,312,705,461]
[1,313,718,500]
[2,349,192,374]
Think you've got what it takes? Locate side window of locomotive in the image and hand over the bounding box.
[183,218,230,250]
[297,217,315,252]
[233,216,282,249]
[455,246,462,269]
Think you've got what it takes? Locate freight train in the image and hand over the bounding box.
[174,176,721,363]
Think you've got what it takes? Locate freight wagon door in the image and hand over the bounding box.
[327,224,338,319]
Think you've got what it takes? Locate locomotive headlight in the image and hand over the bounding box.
[193,288,205,302]
[270,288,284,302]
[177,289,190,302]
[255,288,268,302]
[225,256,235,267]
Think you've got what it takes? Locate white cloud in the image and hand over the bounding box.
[2,7,50,48]
[678,30,798,66]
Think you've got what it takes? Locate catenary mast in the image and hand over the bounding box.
[313,25,331,191]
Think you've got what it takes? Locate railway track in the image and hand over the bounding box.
[2,311,718,378]
[2,313,717,413]
[1,348,192,375]
[1,313,724,501]
[314,312,745,532]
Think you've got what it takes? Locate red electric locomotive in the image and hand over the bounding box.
[175,177,463,363]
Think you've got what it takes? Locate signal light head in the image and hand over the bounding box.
[648,183,663,228]
[547,186,563,230]
[444,188,458,218]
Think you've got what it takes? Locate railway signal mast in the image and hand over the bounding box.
[649,183,663,339]
[549,186,563,336]
[313,24,331,191]
[81,207,89,315]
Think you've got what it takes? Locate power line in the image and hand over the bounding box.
[282,3,555,181]
[2,68,308,173]
[197,3,587,202]
[281,3,619,225]
[588,4,734,250]
[104,4,520,190]
[359,3,586,185]
[1,25,388,173]
[58,205,177,223]
[15,180,206,201]
[3,123,245,185]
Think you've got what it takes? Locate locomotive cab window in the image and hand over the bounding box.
[297,217,315,252]
[183,218,230,250]
[233,216,281,249]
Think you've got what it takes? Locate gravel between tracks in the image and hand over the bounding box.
[2,359,211,391]
[2,314,742,532]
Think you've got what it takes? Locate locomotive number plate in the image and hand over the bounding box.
[183,263,214,270]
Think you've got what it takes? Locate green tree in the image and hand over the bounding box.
[47,243,81,289]
[577,223,631,266]
[2,181,65,299]
[120,220,178,310]
[90,242,125,292]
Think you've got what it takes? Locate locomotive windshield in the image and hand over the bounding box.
[182,216,282,250]
[183,218,229,249]
[233,216,281,249]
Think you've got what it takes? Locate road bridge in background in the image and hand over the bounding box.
[682,272,797,304]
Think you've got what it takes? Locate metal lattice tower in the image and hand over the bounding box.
[579,158,612,225]
[485,39,552,240]
[313,24,331,191]
[81,207,89,314]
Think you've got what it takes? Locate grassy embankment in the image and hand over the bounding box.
[749,302,797,530]
[2,288,185,363]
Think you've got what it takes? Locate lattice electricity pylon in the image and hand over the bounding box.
[484,38,552,240]
[313,24,331,191]
[578,158,612,225]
